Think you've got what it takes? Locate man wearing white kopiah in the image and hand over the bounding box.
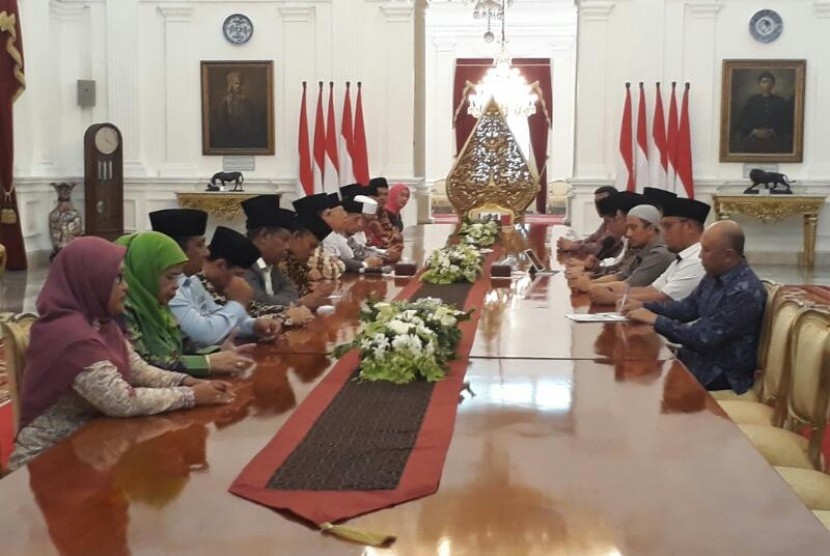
[587,201,674,291]
[590,196,710,306]
[322,196,384,272]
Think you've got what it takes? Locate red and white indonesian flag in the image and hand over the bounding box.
[312,82,326,194]
[635,82,649,192]
[352,82,370,185]
[297,82,314,196]
[324,82,339,192]
[615,83,635,192]
[666,82,679,194]
[675,82,694,199]
[650,82,668,188]
[339,82,355,186]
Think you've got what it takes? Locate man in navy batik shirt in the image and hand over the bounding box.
[624,220,767,394]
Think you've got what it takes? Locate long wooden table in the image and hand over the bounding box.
[1,223,828,555]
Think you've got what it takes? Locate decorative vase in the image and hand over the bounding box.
[49,182,83,259]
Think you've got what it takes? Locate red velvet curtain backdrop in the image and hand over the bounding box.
[454,58,552,213]
[0,0,28,269]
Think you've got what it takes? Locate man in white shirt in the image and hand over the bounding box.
[323,196,383,272]
[171,226,280,348]
[590,196,711,305]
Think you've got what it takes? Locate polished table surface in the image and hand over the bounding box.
[1,223,828,555]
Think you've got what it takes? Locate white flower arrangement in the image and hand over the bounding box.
[333,298,472,383]
[421,243,483,284]
[458,219,500,247]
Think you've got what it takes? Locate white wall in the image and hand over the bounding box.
[14,0,416,253]
[14,0,830,263]
[424,0,578,195]
[572,0,830,263]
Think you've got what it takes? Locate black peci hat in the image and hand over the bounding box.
[326,192,342,208]
[149,209,207,238]
[340,183,365,199]
[605,191,645,215]
[642,187,678,211]
[208,226,261,269]
[292,193,331,215]
[295,212,332,241]
[342,197,378,215]
[241,195,291,230]
[662,197,711,225]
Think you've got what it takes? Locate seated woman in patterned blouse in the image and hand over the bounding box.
[8,237,234,471]
[116,231,254,378]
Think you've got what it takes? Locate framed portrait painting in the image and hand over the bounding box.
[719,59,805,163]
[201,60,274,155]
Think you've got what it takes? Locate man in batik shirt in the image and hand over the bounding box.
[625,220,767,394]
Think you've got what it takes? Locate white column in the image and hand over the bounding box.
[683,2,721,179]
[52,0,88,177]
[378,3,415,177]
[808,2,830,177]
[426,34,457,186]
[280,6,316,188]
[573,1,616,179]
[158,5,194,177]
[19,0,56,175]
[106,0,145,176]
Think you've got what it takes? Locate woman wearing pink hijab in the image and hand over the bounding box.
[385,183,411,232]
[9,237,234,471]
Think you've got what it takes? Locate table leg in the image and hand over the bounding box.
[803,213,818,269]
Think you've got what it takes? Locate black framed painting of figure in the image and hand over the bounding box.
[201,60,274,155]
[719,59,805,163]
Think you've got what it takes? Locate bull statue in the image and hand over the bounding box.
[745,169,793,195]
[208,171,245,192]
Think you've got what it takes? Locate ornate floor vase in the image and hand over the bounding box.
[49,182,84,260]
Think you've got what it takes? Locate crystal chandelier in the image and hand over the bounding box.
[466,0,537,119]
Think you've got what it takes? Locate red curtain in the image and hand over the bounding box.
[454,58,552,213]
[0,0,28,269]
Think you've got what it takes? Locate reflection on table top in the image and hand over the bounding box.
[2,223,828,555]
[271,224,673,360]
[1,358,828,555]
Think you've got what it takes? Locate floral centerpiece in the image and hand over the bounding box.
[458,219,500,247]
[420,244,483,284]
[333,298,472,383]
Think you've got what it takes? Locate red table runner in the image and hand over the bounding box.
[230,249,500,532]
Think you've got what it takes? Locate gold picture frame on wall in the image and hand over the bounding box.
[719,59,805,163]
[201,60,274,155]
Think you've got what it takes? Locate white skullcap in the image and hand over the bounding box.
[628,204,661,227]
[353,195,378,215]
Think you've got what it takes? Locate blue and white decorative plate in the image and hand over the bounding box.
[223,13,254,45]
[749,10,783,44]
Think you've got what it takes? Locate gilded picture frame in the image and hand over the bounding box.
[201,60,275,156]
[719,59,805,163]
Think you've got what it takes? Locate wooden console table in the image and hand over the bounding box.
[712,194,827,269]
[176,192,278,221]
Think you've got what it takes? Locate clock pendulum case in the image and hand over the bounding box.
[83,123,124,240]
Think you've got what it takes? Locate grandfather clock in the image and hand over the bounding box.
[84,123,124,240]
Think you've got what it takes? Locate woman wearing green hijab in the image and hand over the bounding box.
[116,232,253,377]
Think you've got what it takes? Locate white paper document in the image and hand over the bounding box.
[565,312,628,323]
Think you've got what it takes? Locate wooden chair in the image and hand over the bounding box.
[1,312,38,434]
[710,279,782,403]
[716,295,807,426]
[738,307,830,471]
[0,243,6,281]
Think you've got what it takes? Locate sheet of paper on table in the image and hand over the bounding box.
[565,312,628,323]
